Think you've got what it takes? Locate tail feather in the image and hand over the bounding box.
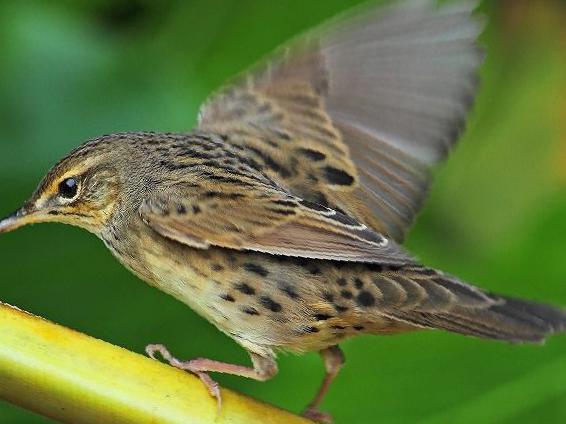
[487,296,566,338]
[377,267,566,343]
[392,295,566,343]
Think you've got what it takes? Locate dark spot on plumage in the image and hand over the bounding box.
[211,263,224,272]
[176,204,186,214]
[271,199,297,208]
[235,282,255,295]
[206,174,251,186]
[242,306,260,316]
[289,256,310,268]
[340,290,353,300]
[367,263,384,273]
[192,205,201,214]
[337,278,347,287]
[323,166,354,186]
[332,212,361,227]
[331,325,346,330]
[299,199,329,212]
[314,313,333,321]
[323,292,334,303]
[220,294,235,302]
[302,326,319,334]
[47,210,61,216]
[267,208,296,216]
[201,189,220,198]
[306,265,321,275]
[247,146,292,178]
[243,263,269,277]
[353,325,364,331]
[266,157,292,178]
[242,158,263,172]
[203,191,244,200]
[260,296,282,313]
[384,264,402,272]
[278,282,299,300]
[356,291,375,307]
[298,148,326,161]
[354,278,364,289]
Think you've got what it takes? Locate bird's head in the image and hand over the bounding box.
[0,135,125,236]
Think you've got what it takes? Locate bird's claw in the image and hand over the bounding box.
[145,343,223,416]
[194,370,222,415]
[303,407,333,423]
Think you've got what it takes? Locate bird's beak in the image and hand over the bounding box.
[0,205,40,234]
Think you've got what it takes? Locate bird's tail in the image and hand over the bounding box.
[376,267,566,343]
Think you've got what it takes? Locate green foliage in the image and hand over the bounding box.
[0,1,565,423]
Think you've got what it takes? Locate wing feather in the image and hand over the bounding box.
[198,0,483,241]
[139,178,415,265]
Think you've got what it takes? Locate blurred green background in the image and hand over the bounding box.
[0,0,565,423]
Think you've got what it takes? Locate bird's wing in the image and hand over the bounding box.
[139,177,415,265]
[197,0,483,241]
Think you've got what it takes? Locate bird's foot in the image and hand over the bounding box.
[145,343,222,414]
[303,407,333,423]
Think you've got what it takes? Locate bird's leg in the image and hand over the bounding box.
[145,344,277,413]
[303,345,345,424]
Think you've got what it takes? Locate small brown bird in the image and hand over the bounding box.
[1,0,565,422]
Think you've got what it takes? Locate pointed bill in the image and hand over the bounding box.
[0,206,40,233]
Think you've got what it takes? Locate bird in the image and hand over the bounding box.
[1,0,565,422]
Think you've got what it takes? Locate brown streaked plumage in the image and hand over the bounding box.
[1,1,565,422]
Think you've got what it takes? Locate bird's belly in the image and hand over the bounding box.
[127,236,401,356]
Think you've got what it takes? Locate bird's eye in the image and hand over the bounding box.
[58,178,79,199]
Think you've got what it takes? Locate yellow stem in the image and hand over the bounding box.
[0,302,312,424]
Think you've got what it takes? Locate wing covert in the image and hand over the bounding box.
[139,178,415,265]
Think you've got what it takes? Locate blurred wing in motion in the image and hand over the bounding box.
[198,0,483,241]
